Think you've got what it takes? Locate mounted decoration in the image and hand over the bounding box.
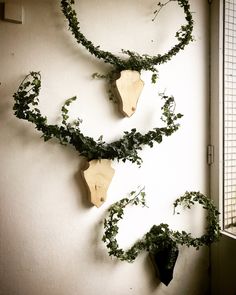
[102,189,221,286]
[13,72,182,165]
[60,0,194,116]
[13,72,182,205]
[115,70,144,117]
[12,0,221,287]
[82,159,115,207]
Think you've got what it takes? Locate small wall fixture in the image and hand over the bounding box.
[4,2,23,24]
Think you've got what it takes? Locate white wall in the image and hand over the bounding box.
[0,1,210,294]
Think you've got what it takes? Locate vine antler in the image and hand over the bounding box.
[102,190,221,285]
[13,72,183,165]
[13,72,100,154]
[60,0,194,72]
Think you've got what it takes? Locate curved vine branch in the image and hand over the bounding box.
[13,72,183,165]
[102,189,221,285]
[60,0,194,73]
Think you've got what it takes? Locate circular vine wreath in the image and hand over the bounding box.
[13,72,183,165]
[61,0,194,74]
[102,189,221,285]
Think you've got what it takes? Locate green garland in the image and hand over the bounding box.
[13,72,183,165]
[103,189,221,259]
[102,189,221,285]
[61,0,194,73]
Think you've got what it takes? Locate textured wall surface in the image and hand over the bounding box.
[0,1,210,294]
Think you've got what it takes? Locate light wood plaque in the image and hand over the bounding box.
[82,159,115,207]
[115,70,144,117]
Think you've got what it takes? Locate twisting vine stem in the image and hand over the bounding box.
[152,0,173,21]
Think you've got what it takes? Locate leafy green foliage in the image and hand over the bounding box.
[60,0,194,73]
[172,191,221,248]
[92,70,119,103]
[102,190,221,263]
[102,187,147,262]
[13,72,182,165]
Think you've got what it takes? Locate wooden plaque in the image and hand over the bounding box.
[82,159,115,207]
[115,70,144,117]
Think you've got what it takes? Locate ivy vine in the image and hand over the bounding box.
[102,189,221,285]
[60,0,194,74]
[13,72,183,165]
